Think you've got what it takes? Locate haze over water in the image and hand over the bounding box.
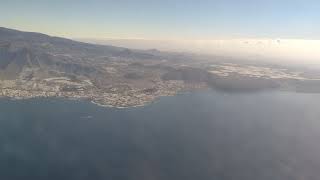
[1,90,320,180]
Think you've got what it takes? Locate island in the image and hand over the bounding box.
[1,27,320,108]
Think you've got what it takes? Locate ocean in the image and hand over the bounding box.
[0,90,320,180]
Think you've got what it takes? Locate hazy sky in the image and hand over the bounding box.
[2,0,320,65]
[1,0,319,40]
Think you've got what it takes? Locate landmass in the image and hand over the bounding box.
[1,27,320,108]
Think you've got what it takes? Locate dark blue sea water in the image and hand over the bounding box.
[0,90,320,180]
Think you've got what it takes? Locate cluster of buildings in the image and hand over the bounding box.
[0,79,187,108]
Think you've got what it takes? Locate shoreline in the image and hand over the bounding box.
[0,92,179,109]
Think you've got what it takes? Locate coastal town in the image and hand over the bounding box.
[0,78,188,108]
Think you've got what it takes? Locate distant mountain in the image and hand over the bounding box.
[0,27,123,55]
[0,27,163,80]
